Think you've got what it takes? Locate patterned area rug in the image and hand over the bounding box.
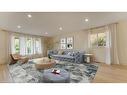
[9,61,98,83]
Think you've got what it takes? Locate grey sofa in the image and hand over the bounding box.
[48,50,85,63]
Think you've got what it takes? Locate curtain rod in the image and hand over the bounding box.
[84,22,118,31]
[1,28,45,37]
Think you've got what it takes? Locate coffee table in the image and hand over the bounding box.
[33,57,56,70]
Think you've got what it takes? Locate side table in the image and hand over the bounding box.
[84,54,93,63]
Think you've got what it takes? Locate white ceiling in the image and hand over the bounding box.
[0,12,127,36]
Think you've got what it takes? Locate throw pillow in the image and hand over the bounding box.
[70,52,74,56]
[58,51,63,55]
[61,51,64,55]
[67,52,71,56]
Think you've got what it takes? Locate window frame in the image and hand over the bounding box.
[11,35,42,56]
[35,38,42,54]
[26,38,32,55]
[90,32,106,48]
[14,36,20,54]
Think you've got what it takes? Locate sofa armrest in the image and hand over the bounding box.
[47,50,58,57]
[48,50,53,54]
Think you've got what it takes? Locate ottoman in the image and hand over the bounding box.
[43,68,70,83]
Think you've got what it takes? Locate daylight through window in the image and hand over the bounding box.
[12,35,42,55]
[90,32,106,47]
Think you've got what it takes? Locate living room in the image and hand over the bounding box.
[1,0,127,95]
[0,12,127,83]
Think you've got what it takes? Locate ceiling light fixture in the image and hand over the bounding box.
[59,27,63,31]
[27,14,32,18]
[85,18,89,22]
[17,25,21,29]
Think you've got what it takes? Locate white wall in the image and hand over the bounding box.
[53,31,89,51]
[117,20,127,64]
[0,30,8,64]
[91,48,106,63]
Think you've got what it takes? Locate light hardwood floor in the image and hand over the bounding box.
[93,63,127,83]
[0,63,127,83]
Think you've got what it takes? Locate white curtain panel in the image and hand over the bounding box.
[11,35,15,54]
[10,33,43,57]
[105,24,119,64]
[33,37,36,54]
[20,36,27,56]
[38,38,42,54]
[105,26,111,65]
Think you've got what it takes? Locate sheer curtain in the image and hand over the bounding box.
[10,33,42,57]
[20,36,27,56]
[11,35,15,54]
[105,23,119,64]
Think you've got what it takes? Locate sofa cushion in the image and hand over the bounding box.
[67,52,71,56]
[61,55,74,59]
[48,50,85,63]
[53,50,58,54]
[70,52,75,56]
[53,55,74,59]
[58,51,64,55]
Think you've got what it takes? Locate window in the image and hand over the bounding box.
[98,33,106,46]
[90,34,98,47]
[35,39,41,54]
[11,35,42,55]
[90,32,106,47]
[26,38,32,55]
[14,37,20,53]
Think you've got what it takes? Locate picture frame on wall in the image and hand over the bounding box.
[67,37,73,43]
[60,44,66,49]
[60,38,66,43]
[67,37,73,49]
[67,43,73,49]
[60,37,73,49]
[60,38,66,49]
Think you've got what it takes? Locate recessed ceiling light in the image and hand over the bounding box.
[27,14,32,18]
[85,18,89,22]
[45,32,48,35]
[59,27,63,31]
[17,25,21,29]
